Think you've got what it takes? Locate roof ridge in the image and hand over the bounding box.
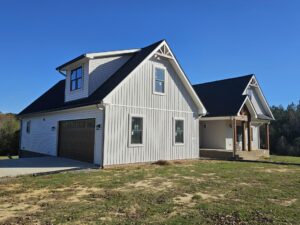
[193,74,254,87]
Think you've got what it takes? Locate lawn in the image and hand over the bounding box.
[268,155,300,164]
[0,159,299,225]
[0,155,18,160]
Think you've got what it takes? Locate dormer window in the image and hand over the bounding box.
[70,66,83,91]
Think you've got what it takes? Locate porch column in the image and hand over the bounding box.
[232,118,237,157]
[265,123,270,150]
[247,121,252,151]
[242,122,246,151]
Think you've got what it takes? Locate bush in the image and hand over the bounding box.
[0,113,20,156]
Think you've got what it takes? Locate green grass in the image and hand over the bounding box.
[0,158,300,224]
[268,155,300,164]
[0,155,18,160]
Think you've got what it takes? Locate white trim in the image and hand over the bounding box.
[107,103,194,114]
[242,75,274,120]
[152,64,167,95]
[58,49,141,71]
[103,41,207,115]
[128,114,145,147]
[70,64,84,92]
[166,43,207,115]
[173,117,185,146]
[237,96,258,119]
[200,116,232,121]
[19,105,99,119]
[86,49,140,59]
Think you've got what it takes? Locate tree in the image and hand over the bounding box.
[270,102,300,156]
[0,113,20,155]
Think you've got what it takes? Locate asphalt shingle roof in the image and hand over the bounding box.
[193,75,253,117]
[19,40,164,116]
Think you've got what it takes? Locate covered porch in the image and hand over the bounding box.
[199,105,271,160]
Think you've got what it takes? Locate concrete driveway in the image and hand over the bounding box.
[0,157,97,178]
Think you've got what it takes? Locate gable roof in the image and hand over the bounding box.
[19,40,206,116]
[19,40,163,116]
[193,75,254,117]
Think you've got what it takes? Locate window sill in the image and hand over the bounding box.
[174,143,185,146]
[128,144,144,148]
[153,91,165,96]
[70,88,83,93]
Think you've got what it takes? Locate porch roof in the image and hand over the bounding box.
[193,75,253,117]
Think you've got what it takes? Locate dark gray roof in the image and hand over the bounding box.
[19,40,164,116]
[193,75,253,117]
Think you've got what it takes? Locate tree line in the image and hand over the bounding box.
[270,101,300,156]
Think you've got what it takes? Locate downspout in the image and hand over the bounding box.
[97,102,106,169]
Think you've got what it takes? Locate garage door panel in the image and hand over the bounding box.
[58,119,95,163]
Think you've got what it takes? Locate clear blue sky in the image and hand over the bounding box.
[0,0,299,113]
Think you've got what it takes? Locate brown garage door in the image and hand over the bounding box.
[58,119,95,163]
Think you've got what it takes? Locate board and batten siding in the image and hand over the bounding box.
[20,106,104,165]
[103,56,200,165]
[88,55,131,95]
[247,86,267,115]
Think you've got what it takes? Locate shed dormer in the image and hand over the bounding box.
[56,49,139,103]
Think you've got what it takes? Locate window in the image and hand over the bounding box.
[237,126,243,142]
[26,121,31,133]
[70,66,83,91]
[154,67,165,94]
[129,116,144,146]
[248,88,253,100]
[174,118,184,144]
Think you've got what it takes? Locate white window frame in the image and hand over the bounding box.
[173,117,185,146]
[128,114,145,147]
[70,65,84,92]
[153,65,166,95]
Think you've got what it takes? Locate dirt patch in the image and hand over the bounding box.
[173,174,205,182]
[263,168,291,173]
[239,182,252,187]
[195,192,225,200]
[0,202,40,222]
[0,186,104,222]
[268,198,297,206]
[173,191,225,206]
[17,189,49,201]
[202,173,216,176]
[119,178,174,192]
[173,193,196,207]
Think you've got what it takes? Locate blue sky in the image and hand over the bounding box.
[0,0,299,113]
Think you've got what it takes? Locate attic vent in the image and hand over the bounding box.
[250,78,258,87]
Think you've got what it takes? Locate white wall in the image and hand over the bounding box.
[199,119,261,151]
[103,56,199,165]
[88,55,131,95]
[20,106,104,165]
[200,120,233,150]
[65,61,89,102]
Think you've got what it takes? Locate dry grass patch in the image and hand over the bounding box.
[268,198,297,207]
